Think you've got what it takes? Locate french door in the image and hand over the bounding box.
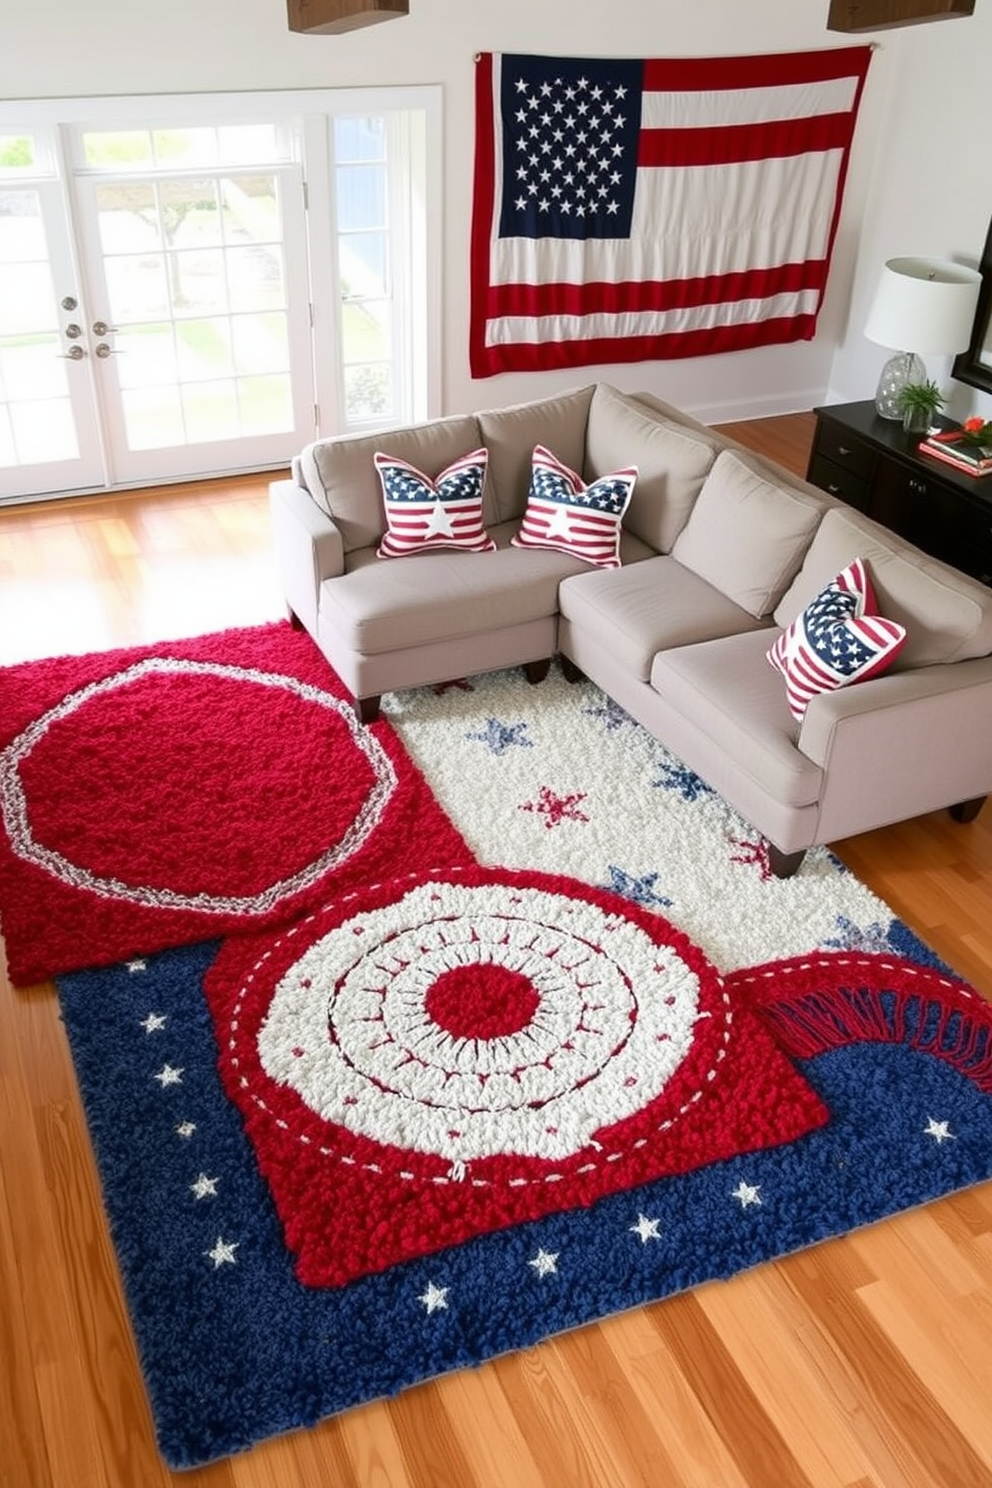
[0,90,439,504]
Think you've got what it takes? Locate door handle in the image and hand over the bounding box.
[94,342,115,358]
[92,320,118,336]
[59,345,86,360]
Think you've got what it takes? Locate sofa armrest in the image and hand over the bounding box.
[269,478,345,637]
[797,656,992,838]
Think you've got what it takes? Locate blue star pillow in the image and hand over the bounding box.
[511,446,637,569]
[767,557,907,721]
[375,449,496,557]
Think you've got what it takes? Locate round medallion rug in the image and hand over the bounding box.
[205,862,829,1286]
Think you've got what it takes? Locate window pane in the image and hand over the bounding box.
[0,136,37,173]
[227,244,284,312]
[115,323,178,389]
[0,261,58,335]
[95,182,161,253]
[121,385,185,449]
[168,248,228,316]
[82,130,154,169]
[341,299,389,365]
[343,364,392,422]
[232,312,289,375]
[335,163,386,232]
[222,175,280,244]
[238,373,293,434]
[10,397,78,462]
[218,126,284,165]
[152,128,218,168]
[176,317,234,380]
[0,190,48,262]
[334,117,385,165]
[339,230,387,299]
[104,254,170,322]
[182,378,240,440]
[1,334,70,399]
[160,178,223,248]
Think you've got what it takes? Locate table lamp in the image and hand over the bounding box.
[864,256,982,419]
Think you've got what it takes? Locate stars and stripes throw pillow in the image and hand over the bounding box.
[767,557,907,722]
[375,449,496,557]
[511,445,637,568]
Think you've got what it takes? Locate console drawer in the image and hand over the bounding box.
[814,422,876,480]
[807,451,871,512]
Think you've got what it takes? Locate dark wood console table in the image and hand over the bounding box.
[807,400,992,586]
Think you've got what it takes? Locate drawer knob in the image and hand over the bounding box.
[837,445,852,456]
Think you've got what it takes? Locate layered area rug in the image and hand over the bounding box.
[3,628,990,1468]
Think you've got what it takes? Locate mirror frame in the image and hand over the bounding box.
[953,214,992,395]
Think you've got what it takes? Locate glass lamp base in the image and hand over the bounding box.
[874,351,926,420]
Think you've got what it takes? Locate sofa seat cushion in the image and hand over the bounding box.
[671,449,826,618]
[299,414,482,554]
[649,630,822,810]
[323,523,655,656]
[559,556,770,683]
[584,384,721,553]
[774,506,992,669]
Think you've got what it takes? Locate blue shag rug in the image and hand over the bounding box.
[58,934,992,1470]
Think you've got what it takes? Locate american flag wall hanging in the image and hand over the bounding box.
[469,47,872,376]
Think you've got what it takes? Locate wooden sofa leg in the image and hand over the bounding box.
[357,695,381,724]
[949,795,987,824]
[767,844,806,879]
[523,658,551,685]
[559,655,585,684]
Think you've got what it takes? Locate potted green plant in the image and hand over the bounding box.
[897,379,945,434]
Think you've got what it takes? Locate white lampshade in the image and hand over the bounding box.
[864,256,982,420]
[864,256,982,355]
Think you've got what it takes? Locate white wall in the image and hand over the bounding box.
[3,0,989,424]
[827,8,992,428]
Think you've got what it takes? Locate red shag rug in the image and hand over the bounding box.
[204,862,828,1286]
[0,624,472,985]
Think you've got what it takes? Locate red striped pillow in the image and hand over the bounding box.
[767,557,906,722]
[375,449,495,557]
[511,445,637,569]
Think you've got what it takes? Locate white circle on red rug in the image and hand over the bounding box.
[0,658,396,914]
[256,877,705,1163]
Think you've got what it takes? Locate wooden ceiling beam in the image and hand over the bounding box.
[827,0,974,31]
[287,0,408,35]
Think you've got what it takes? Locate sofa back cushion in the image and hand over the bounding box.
[584,384,721,553]
[774,505,992,667]
[299,414,482,553]
[477,385,595,525]
[671,449,827,618]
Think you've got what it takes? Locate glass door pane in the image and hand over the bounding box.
[0,176,104,500]
[70,133,314,486]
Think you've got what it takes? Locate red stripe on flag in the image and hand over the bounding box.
[637,113,859,168]
[479,315,819,374]
[642,48,872,91]
[485,260,826,320]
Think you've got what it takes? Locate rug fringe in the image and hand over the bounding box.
[730,954,992,1093]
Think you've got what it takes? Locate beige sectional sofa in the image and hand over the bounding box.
[269,382,992,875]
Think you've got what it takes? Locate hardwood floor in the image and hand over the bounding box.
[2,424,991,1488]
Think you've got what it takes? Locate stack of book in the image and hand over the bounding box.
[919,429,992,479]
